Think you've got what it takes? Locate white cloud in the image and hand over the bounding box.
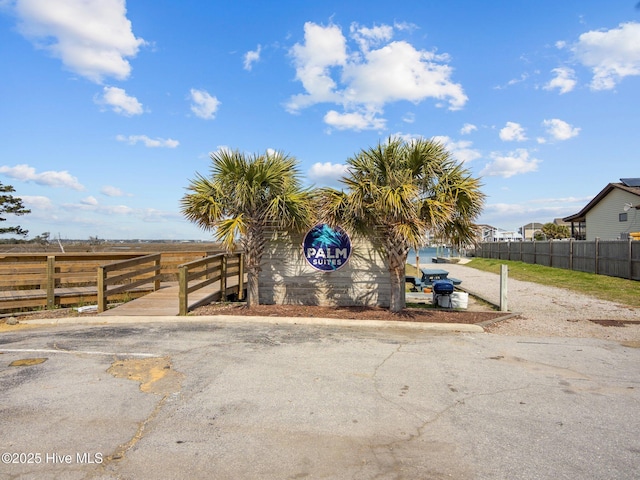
[494,73,529,90]
[432,136,481,164]
[61,202,133,216]
[0,163,84,190]
[104,204,133,215]
[11,0,145,83]
[137,208,179,222]
[287,22,347,111]
[96,86,143,116]
[570,22,640,90]
[323,109,386,131]
[530,195,593,205]
[389,132,422,144]
[81,196,98,206]
[542,119,580,141]
[402,112,415,124]
[480,201,581,229]
[287,22,467,131]
[308,162,349,184]
[116,134,179,148]
[189,88,221,119]
[499,122,527,142]
[480,149,541,178]
[342,41,466,108]
[544,67,577,94]
[349,22,394,52]
[243,44,261,71]
[100,185,130,197]
[21,195,53,210]
[460,123,477,135]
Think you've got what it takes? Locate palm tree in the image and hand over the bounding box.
[319,137,485,313]
[181,149,314,308]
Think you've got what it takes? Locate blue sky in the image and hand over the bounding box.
[1,0,639,240]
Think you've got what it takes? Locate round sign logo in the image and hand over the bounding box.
[302,224,352,271]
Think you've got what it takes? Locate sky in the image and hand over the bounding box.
[1,0,639,241]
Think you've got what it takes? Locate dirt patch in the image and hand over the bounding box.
[191,303,506,325]
[9,358,48,367]
[107,357,183,395]
[589,319,640,328]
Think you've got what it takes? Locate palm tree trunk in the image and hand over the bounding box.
[246,268,259,308]
[389,264,405,313]
[243,224,265,309]
[386,237,409,313]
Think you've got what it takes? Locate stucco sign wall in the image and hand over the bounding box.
[302,224,352,271]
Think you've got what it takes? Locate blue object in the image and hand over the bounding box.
[432,279,454,295]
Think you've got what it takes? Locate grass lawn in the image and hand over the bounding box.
[465,258,640,308]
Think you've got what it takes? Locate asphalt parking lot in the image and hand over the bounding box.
[1,319,639,479]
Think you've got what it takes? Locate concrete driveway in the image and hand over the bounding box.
[1,319,639,479]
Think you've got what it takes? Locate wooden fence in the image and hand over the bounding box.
[475,239,640,281]
[97,254,162,313]
[0,250,222,313]
[178,253,244,315]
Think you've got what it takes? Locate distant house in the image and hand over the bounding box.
[494,229,523,241]
[476,224,522,242]
[519,222,544,241]
[563,178,640,241]
[553,218,570,228]
[476,224,497,243]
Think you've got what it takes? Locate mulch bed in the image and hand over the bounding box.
[191,303,508,325]
[2,304,508,326]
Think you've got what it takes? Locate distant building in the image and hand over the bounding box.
[493,230,523,242]
[476,224,497,243]
[477,224,522,242]
[563,178,640,241]
[519,222,544,241]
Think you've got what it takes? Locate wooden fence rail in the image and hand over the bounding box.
[475,239,640,281]
[178,253,245,316]
[0,251,222,313]
[97,254,162,313]
[0,253,144,312]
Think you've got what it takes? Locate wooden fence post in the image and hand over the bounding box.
[238,253,245,300]
[595,237,600,275]
[97,266,106,313]
[569,238,574,271]
[46,256,56,309]
[154,256,161,291]
[500,264,508,312]
[629,237,633,280]
[178,265,188,316]
[220,256,227,301]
